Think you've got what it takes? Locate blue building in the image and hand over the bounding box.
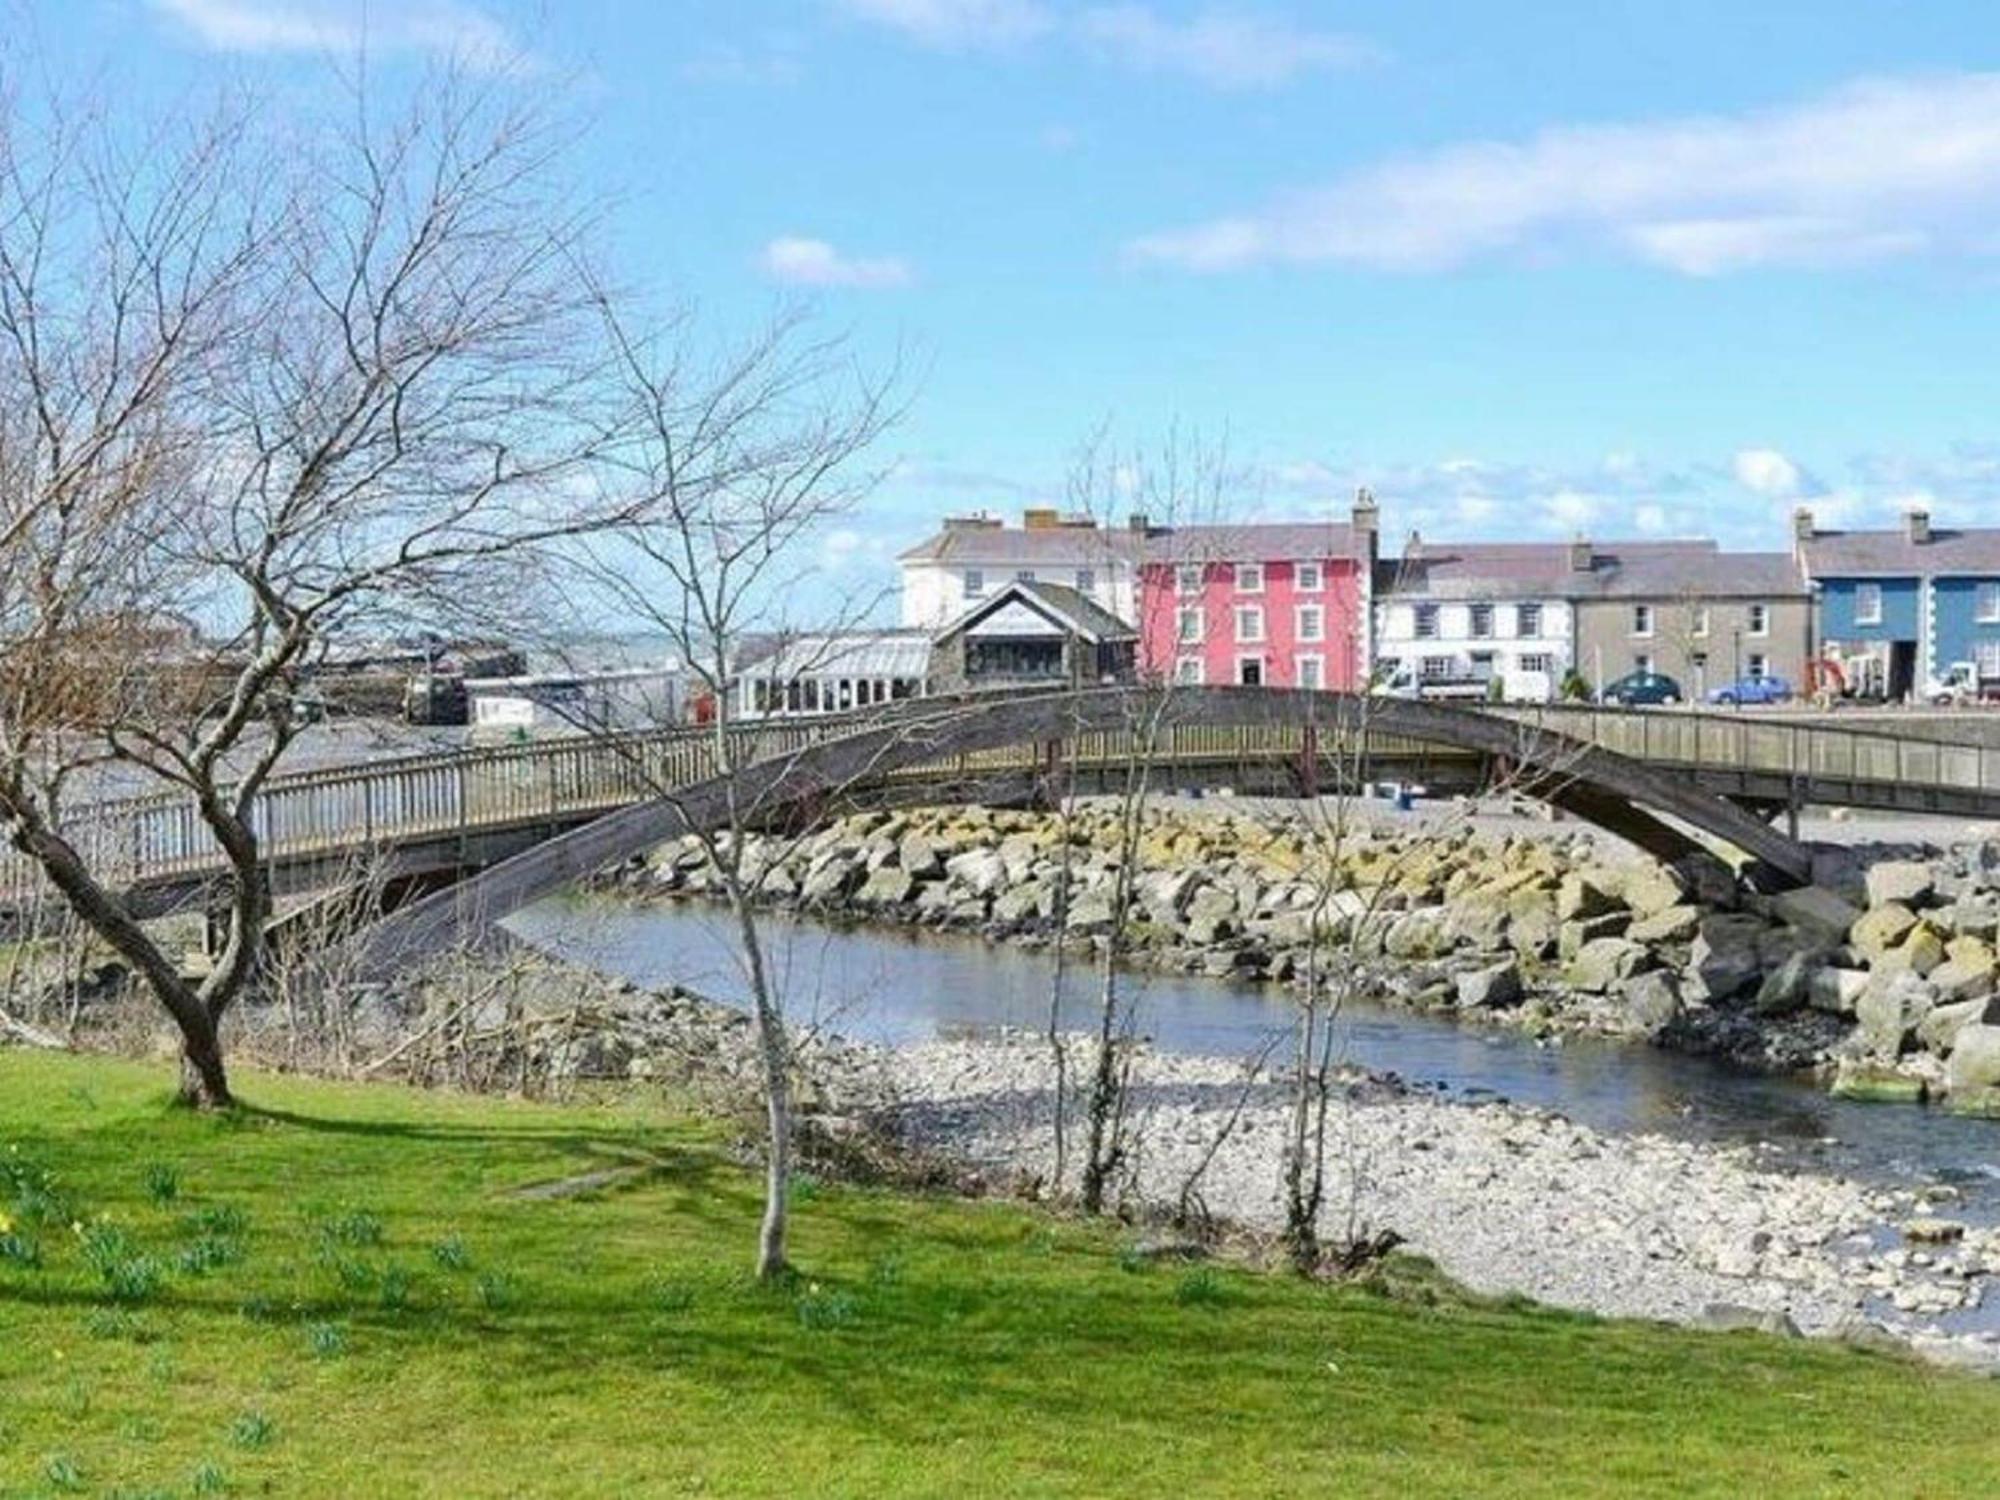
[1796,507,2000,699]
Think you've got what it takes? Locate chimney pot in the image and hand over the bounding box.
[1568,536,1594,572]
[1127,512,1150,533]
[1792,506,1814,544]
[1907,507,1931,545]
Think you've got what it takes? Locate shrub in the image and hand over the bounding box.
[430,1234,471,1272]
[103,1255,165,1304]
[306,1322,347,1360]
[230,1410,275,1450]
[1174,1267,1227,1308]
[192,1460,229,1495]
[141,1163,180,1206]
[379,1264,414,1312]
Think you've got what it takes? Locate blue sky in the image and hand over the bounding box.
[36,0,2000,597]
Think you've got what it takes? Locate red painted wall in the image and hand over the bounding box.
[1137,557,1365,689]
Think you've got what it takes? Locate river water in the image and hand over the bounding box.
[502,892,2000,1211]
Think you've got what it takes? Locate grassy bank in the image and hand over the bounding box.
[0,1051,1995,1498]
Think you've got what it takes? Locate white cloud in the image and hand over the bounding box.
[147,0,532,72]
[835,1,1367,90]
[760,237,914,290]
[1075,7,1376,90]
[1129,72,2000,272]
[1733,448,1815,501]
[832,0,1053,49]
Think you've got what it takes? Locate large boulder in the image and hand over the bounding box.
[1855,971,1938,1057]
[898,833,944,879]
[1383,908,1450,960]
[1945,1023,2000,1096]
[855,867,916,908]
[1628,905,1700,945]
[1878,921,1947,978]
[1557,872,1624,922]
[1185,884,1241,946]
[1917,996,1996,1054]
[1506,891,1560,959]
[945,848,1008,898]
[1564,936,1655,993]
[1808,967,1870,1017]
[1456,960,1525,1009]
[801,854,863,905]
[1619,863,1686,919]
[1558,912,1631,959]
[1865,860,1937,910]
[1619,970,1683,1036]
[1850,903,1919,963]
[1769,885,1863,943]
[1685,914,1770,1002]
[1754,951,1815,1016]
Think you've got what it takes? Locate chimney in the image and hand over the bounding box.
[1351,487,1380,563]
[943,512,1002,533]
[1568,536,1594,573]
[1022,507,1059,530]
[1127,512,1150,534]
[1907,506,1931,545]
[1792,506,1815,544]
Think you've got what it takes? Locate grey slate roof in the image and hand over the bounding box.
[938,579,1137,642]
[899,519,1365,565]
[1379,540,1804,601]
[1802,528,2000,577]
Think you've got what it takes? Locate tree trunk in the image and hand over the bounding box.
[729,874,792,1283]
[177,1007,234,1109]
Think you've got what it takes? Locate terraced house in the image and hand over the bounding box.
[1377,537,1809,701]
[1796,506,2000,700]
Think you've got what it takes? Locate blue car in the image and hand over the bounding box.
[1706,675,1792,706]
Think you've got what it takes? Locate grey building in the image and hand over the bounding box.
[1568,546,1810,699]
[928,579,1137,692]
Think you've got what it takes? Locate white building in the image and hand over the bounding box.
[465,666,684,739]
[1373,542,1581,701]
[734,630,933,718]
[897,510,1141,630]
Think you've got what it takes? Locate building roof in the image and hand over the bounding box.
[898,517,1367,566]
[737,630,933,682]
[938,579,1136,643]
[1801,527,2000,578]
[1378,539,1804,602]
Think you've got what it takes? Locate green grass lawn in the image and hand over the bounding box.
[1,1052,1996,1498]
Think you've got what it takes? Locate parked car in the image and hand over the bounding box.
[1706,675,1793,706]
[1598,671,1682,706]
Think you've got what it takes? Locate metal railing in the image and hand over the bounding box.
[4,696,1996,905]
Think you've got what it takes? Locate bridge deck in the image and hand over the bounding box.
[5,696,1998,918]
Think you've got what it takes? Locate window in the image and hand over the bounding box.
[964,568,985,598]
[1237,657,1263,686]
[1235,562,1265,594]
[1076,567,1096,593]
[1296,561,1324,592]
[1980,640,2000,678]
[1747,653,1769,680]
[1856,582,1883,625]
[1235,605,1266,643]
[1979,583,2000,624]
[1692,606,1710,638]
[1516,602,1543,637]
[1176,563,1203,595]
[1634,653,1655,675]
[1632,604,1654,637]
[1175,655,1204,685]
[1296,604,1325,643]
[1519,653,1553,676]
[1469,651,1497,682]
[1295,655,1324,690]
[1469,603,1494,638]
[1176,606,1203,644]
[1413,603,1440,639]
[1016,568,1036,583]
[1747,602,1770,636]
[1420,656,1454,680]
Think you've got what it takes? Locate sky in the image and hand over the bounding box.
[29,0,2000,602]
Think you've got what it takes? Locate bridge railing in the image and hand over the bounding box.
[8,694,2000,907]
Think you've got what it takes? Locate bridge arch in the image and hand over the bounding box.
[352,685,1810,979]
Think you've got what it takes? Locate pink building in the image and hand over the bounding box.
[1136,497,1378,690]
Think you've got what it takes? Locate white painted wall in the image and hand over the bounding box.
[1372,598,1573,701]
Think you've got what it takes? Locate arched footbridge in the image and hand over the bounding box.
[8,687,2000,962]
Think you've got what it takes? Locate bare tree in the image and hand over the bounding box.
[0,64,629,1106]
[564,298,901,1280]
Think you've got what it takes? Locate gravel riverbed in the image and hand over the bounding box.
[859,1031,2000,1369]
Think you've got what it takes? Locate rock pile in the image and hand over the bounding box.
[628,803,2000,1105]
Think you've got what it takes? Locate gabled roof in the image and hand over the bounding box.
[1136,521,1363,564]
[937,579,1136,643]
[1801,528,2000,578]
[736,630,934,681]
[897,527,1141,565]
[1378,539,1804,602]
[898,517,1367,566]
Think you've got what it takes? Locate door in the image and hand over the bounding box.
[1238,658,1262,686]
[1890,640,1917,701]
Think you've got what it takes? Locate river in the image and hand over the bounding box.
[503,891,2000,1213]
